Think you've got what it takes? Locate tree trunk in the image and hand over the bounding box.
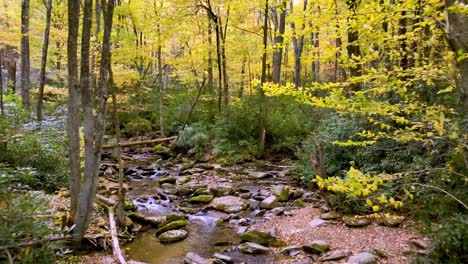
[67,0,81,224]
[272,0,287,84]
[220,6,230,107]
[207,13,214,117]
[258,0,268,157]
[290,0,307,89]
[20,0,30,110]
[346,0,361,91]
[0,52,3,116]
[445,0,468,118]
[157,25,165,137]
[37,0,53,121]
[239,56,246,98]
[90,0,101,104]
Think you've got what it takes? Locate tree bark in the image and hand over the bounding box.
[0,52,3,116]
[271,0,287,84]
[20,0,30,110]
[37,0,53,121]
[346,0,361,91]
[290,0,307,89]
[67,0,81,223]
[157,25,165,137]
[258,0,269,157]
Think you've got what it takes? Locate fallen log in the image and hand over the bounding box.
[108,208,127,264]
[102,136,177,149]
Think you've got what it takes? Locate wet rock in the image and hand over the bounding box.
[155,219,188,235]
[127,212,165,227]
[319,249,351,261]
[302,240,331,254]
[309,218,327,228]
[157,229,188,243]
[240,230,273,245]
[210,185,234,197]
[239,192,252,199]
[189,195,214,204]
[279,246,302,256]
[178,186,195,197]
[347,252,377,264]
[159,177,176,185]
[165,212,187,222]
[211,196,250,213]
[271,185,290,202]
[320,211,339,220]
[343,216,371,227]
[213,253,233,264]
[259,195,279,209]
[378,215,404,227]
[238,242,270,254]
[184,252,211,264]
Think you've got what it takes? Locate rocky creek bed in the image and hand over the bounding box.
[97,146,430,264]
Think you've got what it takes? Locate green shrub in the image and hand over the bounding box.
[429,214,468,263]
[175,123,209,156]
[122,116,153,136]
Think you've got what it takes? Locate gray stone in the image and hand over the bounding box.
[410,239,430,250]
[158,229,188,243]
[240,230,273,245]
[379,215,404,227]
[259,195,279,209]
[238,242,270,254]
[279,246,302,256]
[309,218,327,228]
[213,253,233,264]
[270,207,285,215]
[209,185,234,197]
[127,212,165,227]
[320,211,339,220]
[184,252,211,264]
[165,213,186,223]
[347,252,377,264]
[343,216,371,227]
[271,185,290,202]
[211,196,250,214]
[302,240,331,254]
[319,250,351,261]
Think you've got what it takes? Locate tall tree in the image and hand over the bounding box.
[258,0,269,157]
[37,0,53,121]
[67,0,81,223]
[271,0,287,84]
[20,0,30,110]
[346,0,361,90]
[290,0,307,88]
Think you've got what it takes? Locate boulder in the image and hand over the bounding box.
[158,229,188,243]
[238,242,270,254]
[184,252,211,264]
[212,253,233,264]
[189,195,214,204]
[155,219,188,235]
[271,185,289,202]
[343,216,371,227]
[302,240,331,254]
[165,213,187,223]
[259,195,279,209]
[127,212,165,227]
[347,252,377,264]
[209,185,234,197]
[240,230,273,245]
[378,215,404,227]
[211,196,250,214]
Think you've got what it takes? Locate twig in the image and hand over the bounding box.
[413,183,468,210]
[4,249,13,264]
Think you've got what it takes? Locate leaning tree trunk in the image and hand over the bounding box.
[20,0,30,110]
[67,0,81,223]
[37,0,53,121]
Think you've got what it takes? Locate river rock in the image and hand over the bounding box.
[379,215,404,227]
[271,185,289,202]
[240,230,273,245]
[197,163,214,170]
[302,240,331,254]
[320,211,339,220]
[319,249,351,261]
[259,195,279,209]
[238,242,270,254]
[155,219,188,235]
[210,185,234,197]
[189,195,214,204]
[165,213,187,222]
[213,253,233,264]
[343,216,371,227]
[159,177,176,185]
[347,252,377,264]
[211,196,250,213]
[158,229,188,243]
[279,246,302,256]
[127,212,165,227]
[184,252,211,264]
[309,218,327,228]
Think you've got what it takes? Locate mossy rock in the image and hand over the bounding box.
[189,195,214,204]
[293,199,305,207]
[378,215,404,227]
[343,216,371,227]
[165,213,187,223]
[240,230,273,246]
[155,219,188,235]
[124,199,136,211]
[159,177,177,185]
[302,240,331,253]
[157,229,188,243]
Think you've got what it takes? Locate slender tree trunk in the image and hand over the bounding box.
[258,0,268,157]
[290,0,307,89]
[399,10,408,70]
[215,16,223,112]
[272,0,287,84]
[0,53,3,116]
[220,6,230,107]
[20,0,30,110]
[67,0,81,224]
[37,0,53,121]
[239,56,246,98]
[157,32,165,137]
[90,0,101,103]
[346,0,361,91]
[207,13,214,117]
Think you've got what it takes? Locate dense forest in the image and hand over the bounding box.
[0,0,467,263]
